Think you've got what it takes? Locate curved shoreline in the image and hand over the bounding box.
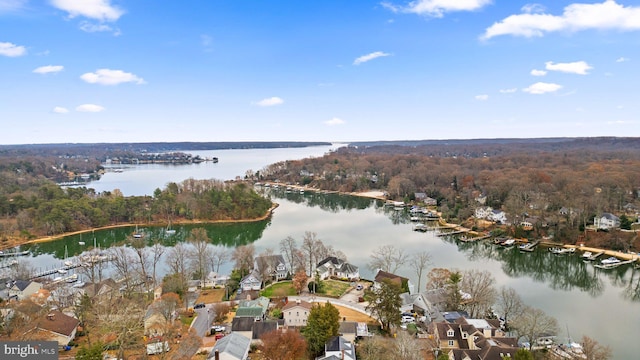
[6,203,279,249]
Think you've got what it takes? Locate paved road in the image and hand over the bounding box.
[190,306,213,337]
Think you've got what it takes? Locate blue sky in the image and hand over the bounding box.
[1,0,639,144]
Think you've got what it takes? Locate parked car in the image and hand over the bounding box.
[402,315,415,323]
[211,325,225,333]
[214,333,225,340]
[355,284,363,291]
[194,303,205,309]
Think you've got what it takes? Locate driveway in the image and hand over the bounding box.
[339,281,368,305]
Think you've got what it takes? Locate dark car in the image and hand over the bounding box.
[194,303,205,309]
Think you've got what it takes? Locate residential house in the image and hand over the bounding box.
[30,311,80,347]
[474,207,493,220]
[283,299,312,327]
[475,194,487,205]
[594,213,620,230]
[208,332,251,360]
[239,271,262,292]
[317,336,356,360]
[144,301,178,337]
[374,269,414,295]
[623,203,638,215]
[430,317,518,360]
[231,317,255,340]
[400,291,434,317]
[236,296,270,321]
[489,210,507,224]
[8,280,42,301]
[316,257,360,281]
[338,321,358,342]
[79,278,118,299]
[254,254,289,282]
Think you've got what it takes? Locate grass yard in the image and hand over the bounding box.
[318,279,350,298]
[260,281,297,298]
[333,304,377,324]
[196,288,225,303]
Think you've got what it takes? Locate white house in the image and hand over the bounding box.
[489,209,507,224]
[239,271,262,291]
[8,280,42,301]
[594,213,620,230]
[283,299,312,327]
[316,256,360,281]
[474,207,493,219]
[254,254,289,281]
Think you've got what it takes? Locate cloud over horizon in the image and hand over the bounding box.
[324,117,345,126]
[80,69,145,85]
[383,0,492,18]
[482,0,640,40]
[33,65,64,74]
[0,42,26,57]
[254,97,284,107]
[353,51,391,65]
[76,104,105,112]
[52,106,69,114]
[523,82,563,94]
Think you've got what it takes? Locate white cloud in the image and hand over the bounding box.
[0,0,27,12]
[523,82,563,94]
[79,21,114,33]
[383,0,492,18]
[545,61,592,75]
[530,69,547,76]
[353,51,391,65]
[51,0,124,22]
[521,3,546,14]
[499,88,518,93]
[0,42,26,57]
[482,1,640,40]
[80,69,145,85]
[33,65,64,74]
[254,97,284,107]
[53,106,69,114]
[475,94,489,101]
[324,117,345,126]
[616,56,629,62]
[76,104,105,112]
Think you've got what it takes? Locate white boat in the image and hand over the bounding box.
[58,269,67,274]
[72,281,86,288]
[600,257,621,265]
[581,251,593,259]
[165,229,176,235]
[64,260,73,267]
[78,241,85,245]
[501,239,516,247]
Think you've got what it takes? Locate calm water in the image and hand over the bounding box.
[13,146,640,359]
[91,144,345,196]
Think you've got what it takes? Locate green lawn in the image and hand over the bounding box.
[261,281,297,298]
[318,279,350,298]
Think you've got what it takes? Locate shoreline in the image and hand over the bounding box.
[4,203,279,250]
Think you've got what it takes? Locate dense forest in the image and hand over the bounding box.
[259,137,640,249]
[0,177,272,247]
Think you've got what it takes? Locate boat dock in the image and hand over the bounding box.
[437,229,469,237]
[459,234,491,242]
[519,240,540,252]
[594,259,637,270]
[30,262,83,280]
[0,250,30,257]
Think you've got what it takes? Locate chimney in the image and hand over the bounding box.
[341,349,345,360]
[214,349,220,360]
[47,313,55,321]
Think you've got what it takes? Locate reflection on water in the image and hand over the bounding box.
[8,189,640,359]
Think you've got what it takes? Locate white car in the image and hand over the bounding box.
[211,325,226,333]
[402,315,415,323]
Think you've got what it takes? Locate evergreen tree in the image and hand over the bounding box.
[302,302,340,356]
[75,342,104,360]
[365,279,402,332]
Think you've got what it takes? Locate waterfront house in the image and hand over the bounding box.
[8,280,42,301]
[29,310,80,347]
[489,210,507,224]
[239,271,262,292]
[208,332,250,360]
[430,317,517,360]
[283,299,312,327]
[594,213,620,230]
[374,269,414,295]
[316,256,360,281]
[474,207,493,220]
[254,254,289,282]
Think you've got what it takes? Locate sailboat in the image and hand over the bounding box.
[63,245,73,267]
[165,220,176,235]
[133,225,143,238]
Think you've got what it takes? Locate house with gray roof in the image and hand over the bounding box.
[239,271,262,292]
[316,256,360,281]
[208,332,250,360]
[8,280,42,300]
[317,336,356,360]
[254,254,289,282]
[594,213,620,230]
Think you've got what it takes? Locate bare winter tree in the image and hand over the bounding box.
[496,286,524,327]
[510,306,559,349]
[581,335,613,360]
[187,228,212,287]
[208,246,231,273]
[149,239,166,289]
[302,231,320,276]
[409,251,432,292]
[280,236,298,270]
[165,242,190,301]
[460,269,497,318]
[232,244,255,277]
[393,331,424,360]
[110,246,136,296]
[368,244,409,274]
[130,236,150,287]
